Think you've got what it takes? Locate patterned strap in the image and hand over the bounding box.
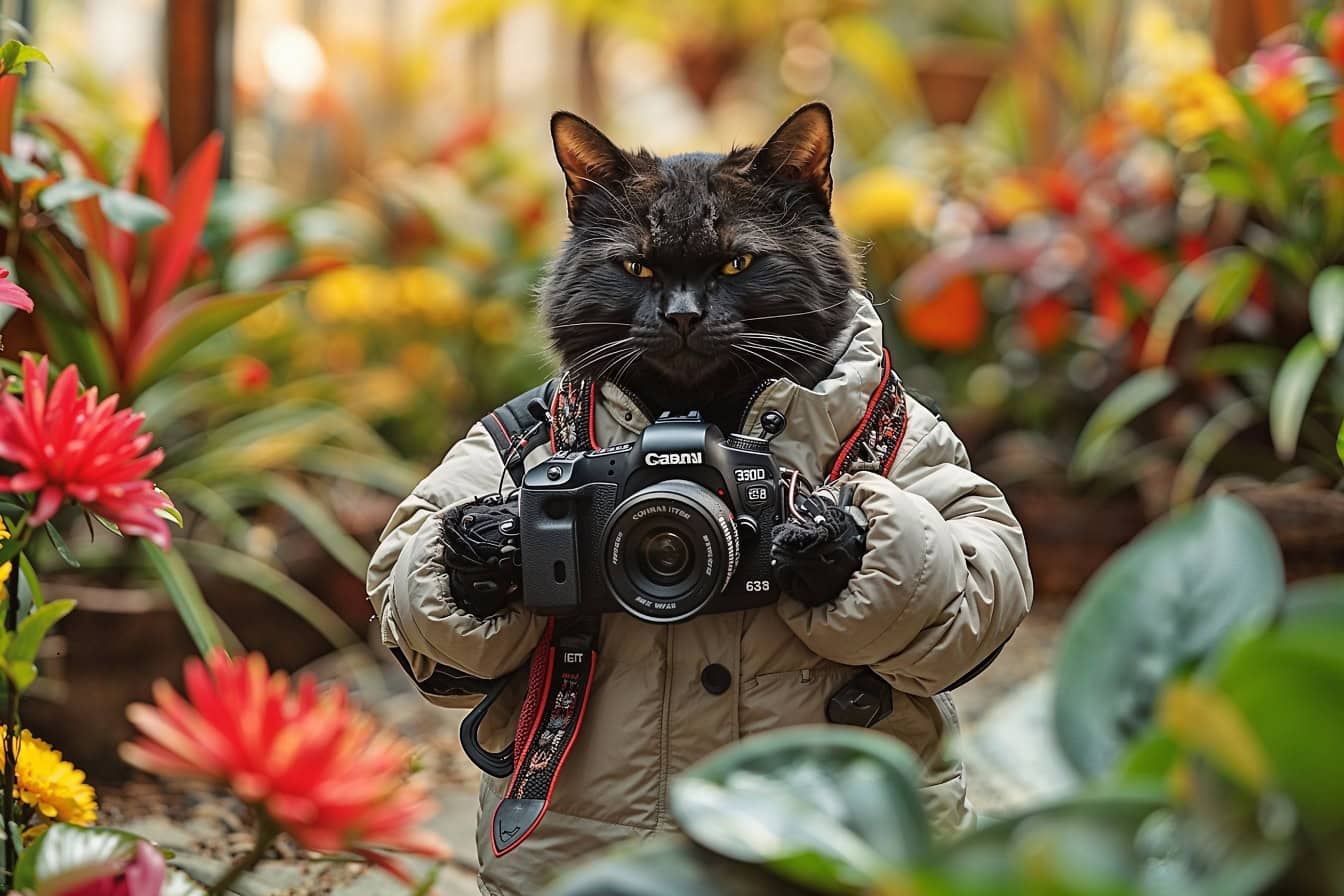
[491,617,598,857]
[827,350,910,482]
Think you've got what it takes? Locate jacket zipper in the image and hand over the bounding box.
[737,378,778,433]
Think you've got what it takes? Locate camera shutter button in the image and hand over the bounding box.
[701,663,731,695]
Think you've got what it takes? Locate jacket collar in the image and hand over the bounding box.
[592,290,884,478]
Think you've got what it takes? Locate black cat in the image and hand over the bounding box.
[539,103,861,429]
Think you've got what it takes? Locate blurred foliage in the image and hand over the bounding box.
[545,495,1344,895]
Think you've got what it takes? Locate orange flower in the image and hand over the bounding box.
[1244,44,1308,124]
[1324,11,1344,73]
[1021,296,1072,352]
[0,356,171,546]
[899,275,985,352]
[121,650,447,880]
[1333,93,1344,161]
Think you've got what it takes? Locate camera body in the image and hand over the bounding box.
[519,412,784,623]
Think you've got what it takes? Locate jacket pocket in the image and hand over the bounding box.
[739,663,856,733]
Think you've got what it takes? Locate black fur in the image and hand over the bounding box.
[538,104,861,429]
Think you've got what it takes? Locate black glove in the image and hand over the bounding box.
[771,484,867,607]
[441,494,523,620]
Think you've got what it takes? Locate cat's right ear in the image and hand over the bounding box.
[551,112,630,221]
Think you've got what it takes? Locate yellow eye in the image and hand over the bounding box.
[721,254,754,276]
[623,259,653,279]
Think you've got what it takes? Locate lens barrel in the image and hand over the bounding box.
[601,479,739,622]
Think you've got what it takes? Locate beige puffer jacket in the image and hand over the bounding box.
[367,296,1033,896]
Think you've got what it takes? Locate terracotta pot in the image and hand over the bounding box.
[1003,483,1148,602]
[23,583,193,780]
[913,43,1005,126]
[1223,483,1344,581]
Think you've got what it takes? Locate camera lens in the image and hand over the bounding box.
[601,479,740,623]
[639,529,691,583]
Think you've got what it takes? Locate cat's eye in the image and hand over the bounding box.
[622,259,653,279]
[721,254,754,276]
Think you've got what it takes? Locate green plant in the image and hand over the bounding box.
[541,495,1344,895]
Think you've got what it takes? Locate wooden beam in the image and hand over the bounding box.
[164,0,233,174]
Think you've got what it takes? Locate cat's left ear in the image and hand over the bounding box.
[551,111,632,221]
[750,103,834,206]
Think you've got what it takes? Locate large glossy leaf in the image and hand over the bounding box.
[1210,612,1344,834]
[127,287,291,394]
[1072,370,1179,479]
[38,176,104,209]
[1309,266,1344,353]
[139,541,224,655]
[669,728,929,894]
[15,824,205,896]
[927,793,1286,896]
[1054,496,1283,777]
[545,836,812,896]
[1195,250,1261,326]
[99,188,171,233]
[1268,334,1328,460]
[15,824,137,895]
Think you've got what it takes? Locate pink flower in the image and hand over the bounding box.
[0,356,171,547]
[121,650,448,881]
[56,840,166,896]
[0,268,33,313]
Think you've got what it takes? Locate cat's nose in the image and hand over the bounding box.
[662,310,702,336]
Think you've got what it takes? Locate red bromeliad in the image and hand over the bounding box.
[121,650,448,882]
[0,355,171,546]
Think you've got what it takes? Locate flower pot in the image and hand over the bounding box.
[23,583,194,780]
[1222,483,1344,581]
[913,43,1005,126]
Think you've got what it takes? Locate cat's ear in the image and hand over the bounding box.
[750,103,834,205]
[551,112,630,221]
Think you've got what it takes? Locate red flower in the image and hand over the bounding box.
[0,268,33,313]
[0,356,170,546]
[1021,296,1072,352]
[57,840,166,896]
[121,650,448,880]
[225,356,271,394]
[1325,12,1344,73]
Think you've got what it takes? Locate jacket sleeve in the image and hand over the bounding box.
[777,411,1033,696]
[367,422,547,690]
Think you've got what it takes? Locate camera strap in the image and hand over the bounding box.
[490,615,599,857]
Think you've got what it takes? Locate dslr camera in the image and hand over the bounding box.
[518,411,785,623]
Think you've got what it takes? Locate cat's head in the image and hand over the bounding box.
[538,103,860,411]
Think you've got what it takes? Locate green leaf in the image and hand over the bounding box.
[1072,369,1179,479]
[128,287,292,394]
[180,540,357,649]
[1308,266,1344,353]
[1142,257,1217,366]
[18,552,43,608]
[86,249,128,336]
[1196,250,1261,325]
[251,473,369,579]
[1338,418,1344,467]
[5,598,74,690]
[139,541,224,655]
[37,176,104,210]
[98,188,170,233]
[1268,333,1329,460]
[0,39,50,77]
[546,836,808,896]
[1170,398,1261,505]
[1202,163,1255,201]
[15,824,137,895]
[44,521,80,567]
[670,728,929,893]
[1210,615,1344,835]
[0,153,45,182]
[1054,496,1283,777]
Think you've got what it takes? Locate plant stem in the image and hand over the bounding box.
[207,816,279,896]
[0,516,30,889]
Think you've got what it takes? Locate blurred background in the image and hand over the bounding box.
[3,0,1343,778]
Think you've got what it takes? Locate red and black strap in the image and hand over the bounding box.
[490,617,598,856]
[827,350,909,482]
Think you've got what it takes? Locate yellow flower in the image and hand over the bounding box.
[833,168,931,233]
[984,174,1044,225]
[239,298,295,341]
[474,299,521,346]
[1,729,97,826]
[307,266,387,324]
[395,267,469,327]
